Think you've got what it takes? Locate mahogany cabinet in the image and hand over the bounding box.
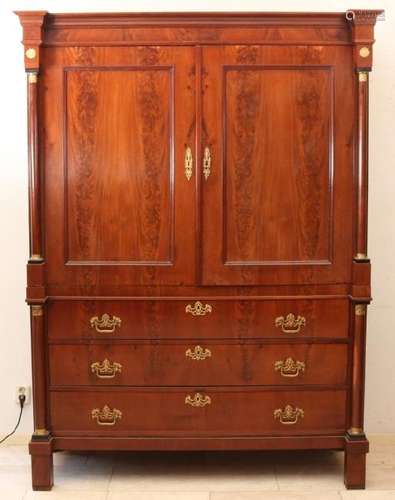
[16,10,382,490]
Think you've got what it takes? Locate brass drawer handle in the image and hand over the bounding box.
[274,405,304,425]
[203,147,211,180]
[91,405,122,426]
[274,358,305,378]
[91,359,122,379]
[185,301,212,316]
[275,313,306,334]
[185,393,211,407]
[185,146,193,180]
[186,345,212,361]
[90,314,121,333]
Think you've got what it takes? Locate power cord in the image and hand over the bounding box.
[0,394,26,445]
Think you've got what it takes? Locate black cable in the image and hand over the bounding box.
[0,394,26,445]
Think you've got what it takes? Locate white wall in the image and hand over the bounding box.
[0,0,394,439]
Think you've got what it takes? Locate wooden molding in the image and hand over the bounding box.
[346,9,384,71]
[354,67,369,260]
[350,303,368,433]
[44,11,350,27]
[26,66,43,264]
[30,304,48,431]
[10,10,373,48]
[345,10,383,25]
[14,11,47,71]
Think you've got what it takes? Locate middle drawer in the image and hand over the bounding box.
[49,342,348,387]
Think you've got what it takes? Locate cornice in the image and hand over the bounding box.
[15,10,384,63]
[22,11,353,29]
[345,9,384,71]
[345,9,383,25]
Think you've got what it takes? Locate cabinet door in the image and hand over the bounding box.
[43,47,196,287]
[201,46,354,285]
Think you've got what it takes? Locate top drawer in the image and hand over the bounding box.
[47,298,349,340]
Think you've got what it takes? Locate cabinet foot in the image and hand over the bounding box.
[344,433,369,489]
[29,437,54,491]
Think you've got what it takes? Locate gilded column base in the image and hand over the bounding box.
[346,428,367,441]
[353,253,370,263]
[31,429,51,442]
[29,254,44,263]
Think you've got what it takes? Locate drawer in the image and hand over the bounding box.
[49,342,348,387]
[47,298,349,339]
[50,388,347,436]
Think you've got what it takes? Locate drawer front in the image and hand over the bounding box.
[50,389,347,436]
[49,343,348,387]
[48,298,349,340]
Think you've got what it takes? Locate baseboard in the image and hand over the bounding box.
[2,434,30,445]
[2,433,395,447]
[369,433,395,445]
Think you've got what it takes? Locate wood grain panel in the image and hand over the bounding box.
[41,12,352,47]
[202,45,354,285]
[49,342,348,387]
[52,435,345,452]
[224,66,332,264]
[47,297,349,340]
[50,388,347,436]
[43,46,196,286]
[65,67,173,263]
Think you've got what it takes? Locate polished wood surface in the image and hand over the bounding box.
[50,388,347,436]
[224,65,331,263]
[49,342,348,387]
[52,434,345,452]
[16,9,381,491]
[30,306,47,431]
[28,440,53,491]
[202,45,353,285]
[66,67,172,263]
[344,436,369,489]
[43,46,196,286]
[27,74,43,262]
[350,303,367,433]
[47,297,349,339]
[355,72,369,260]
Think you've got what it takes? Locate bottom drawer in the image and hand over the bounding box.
[50,389,347,436]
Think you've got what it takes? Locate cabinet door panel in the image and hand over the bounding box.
[201,46,354,285]
[43,47,196,286]
[66,68,173,264]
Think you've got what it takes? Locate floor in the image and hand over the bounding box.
[1,436,395,499]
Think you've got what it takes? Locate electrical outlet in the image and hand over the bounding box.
[16,385,31,405]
